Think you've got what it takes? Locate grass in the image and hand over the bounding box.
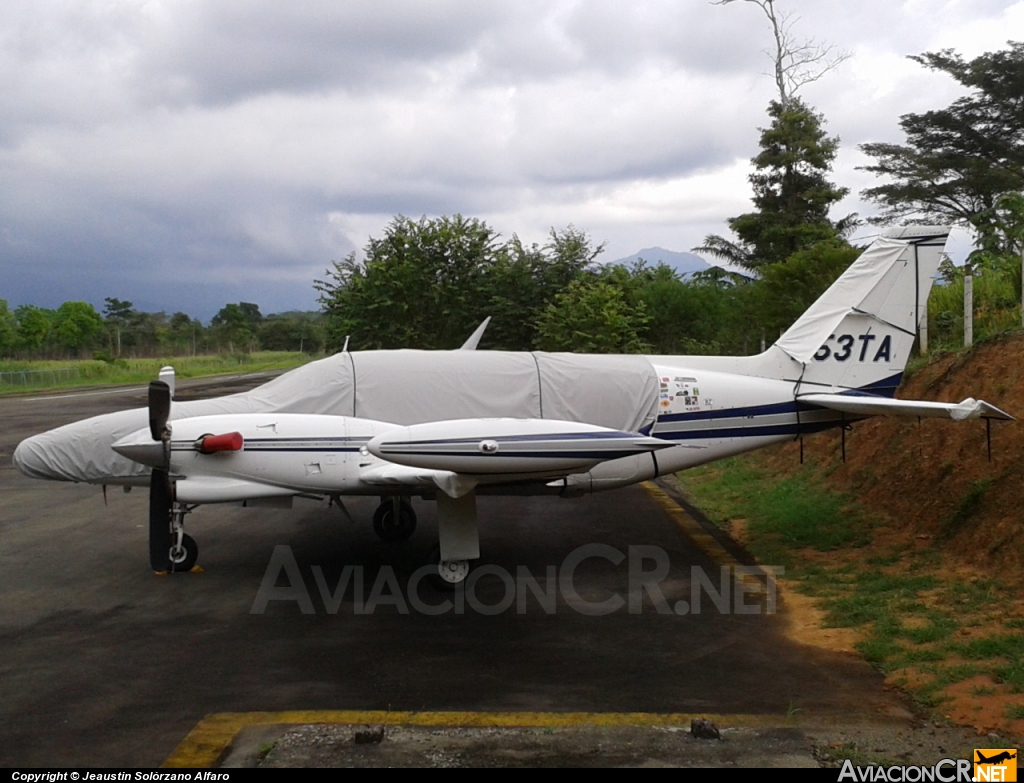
[942,479,992,538]
[927,268,1021,352]
[956,634,1024,661]
[0,352,315,394]
[683,457,872,565]
[257,742,276,761]
[681,450,1020,726]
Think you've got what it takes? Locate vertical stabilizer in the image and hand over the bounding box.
[750,227,950,394]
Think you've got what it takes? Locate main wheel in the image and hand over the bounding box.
[372,500,417,542]
[169,534,198,572]
[427,544,472,590]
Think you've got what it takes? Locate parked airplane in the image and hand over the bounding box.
[13,226,1012,584]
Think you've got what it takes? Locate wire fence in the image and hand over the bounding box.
[0,368,81,387]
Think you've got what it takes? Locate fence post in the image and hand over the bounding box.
[920,310,928,356]
[964,261,974,348]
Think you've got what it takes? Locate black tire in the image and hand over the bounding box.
[169,533,199,572]
[372,500,417,542]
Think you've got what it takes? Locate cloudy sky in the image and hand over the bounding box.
[1,0,1021,320]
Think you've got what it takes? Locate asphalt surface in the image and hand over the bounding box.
[0,374,910,767]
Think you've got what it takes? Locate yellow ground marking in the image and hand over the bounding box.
[642,481,741,567]
[163,710,776,768]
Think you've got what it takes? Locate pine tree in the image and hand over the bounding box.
[696,98,854,270]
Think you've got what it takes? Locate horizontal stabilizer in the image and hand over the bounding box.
[800,394,1014,421]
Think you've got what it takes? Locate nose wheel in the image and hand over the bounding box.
[159,502,199,574]
[169,533,198,572]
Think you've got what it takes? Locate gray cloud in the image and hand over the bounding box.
[1,0,1021,320]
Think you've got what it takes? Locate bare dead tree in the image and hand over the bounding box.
[713,0,850,105]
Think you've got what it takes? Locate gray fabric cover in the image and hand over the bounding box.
[17,351,660,484]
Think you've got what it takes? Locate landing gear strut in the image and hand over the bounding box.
[372,497,417,542]
[428,491,479,588]
[168,503,198,572]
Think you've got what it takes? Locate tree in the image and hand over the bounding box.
[0,299,16,357]
[859,42,1024,254]
[617,263,731,355]
[751,239,861,335]
[52,301,104,355]
[211,302,263,352]
[971,193,1024,265]
[317,215,502,351]
[103,297,133,356]
[714,0,849,107]
[259,312,325,353]
[15,306,53,353]
[699,0,854,272]
[534,278,649,354]
[482,227,605,350]
[167,312,201,355]
[316,217,605,352]
[695,98,854,269]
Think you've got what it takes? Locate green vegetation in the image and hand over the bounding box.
[696,98,855,271]
[927,252,1021,353]
[677,457,872,566]
[860,44,1024,241]
[682,452,1024,718]
[0,352,313,394]
[0,296,325,362]
[942,479,993,538]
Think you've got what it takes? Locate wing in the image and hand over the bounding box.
[359,463,480,498]
[175,477,298,504]
[799,393,1014,421]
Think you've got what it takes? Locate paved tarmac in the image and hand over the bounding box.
[0,374,910,767]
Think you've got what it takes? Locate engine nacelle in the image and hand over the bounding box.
[367,418,670,475]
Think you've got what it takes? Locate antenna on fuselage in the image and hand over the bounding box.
[342,335,350,353]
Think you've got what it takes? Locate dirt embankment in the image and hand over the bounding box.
[782,331,1024,583]
[748,332,1024,737]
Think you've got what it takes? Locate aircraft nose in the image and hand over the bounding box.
[12,435,72,481]
[12,407,151,484]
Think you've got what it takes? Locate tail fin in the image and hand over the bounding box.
[751,226,950,395]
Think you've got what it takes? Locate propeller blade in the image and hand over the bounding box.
[149,468,172,572]
[148,380,171,442]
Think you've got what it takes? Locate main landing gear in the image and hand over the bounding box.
[430,491,479,588]
[370,495,479,588]
[372,497,417,542]
[430,544,471,587]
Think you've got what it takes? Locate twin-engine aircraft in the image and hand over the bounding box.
[13,226,1013,585]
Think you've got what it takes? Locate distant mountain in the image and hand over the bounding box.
[609,247,711,278]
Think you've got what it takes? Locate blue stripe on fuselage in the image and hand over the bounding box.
[650,374,904,440]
